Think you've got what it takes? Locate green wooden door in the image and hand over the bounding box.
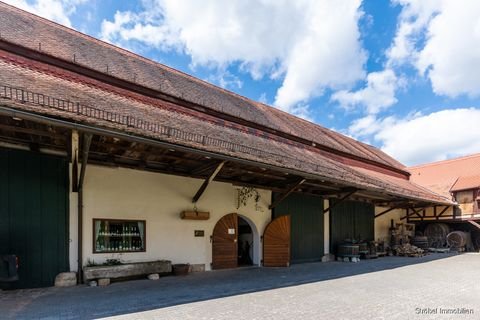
[330,200,374,254]
[0,148,69,288]
[273,193,324,263]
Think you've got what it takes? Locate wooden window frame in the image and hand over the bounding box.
[92,218,146,254]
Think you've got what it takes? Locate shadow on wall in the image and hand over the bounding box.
[1,253,463,319]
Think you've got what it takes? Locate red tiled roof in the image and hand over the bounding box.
[0,2,406,172]
[409,153,480,197]
[349,166,450,203]
[0,2,452,205]
[0,55,451,205]
[451,175,480,192]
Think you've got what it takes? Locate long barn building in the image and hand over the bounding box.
[0,3,453,288]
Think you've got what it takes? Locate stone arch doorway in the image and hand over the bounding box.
[211,213,260,269]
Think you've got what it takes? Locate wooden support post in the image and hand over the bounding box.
[71,130,79,192]
[269,178,306,210]
[409,207,423,219]
[78,133,92,191]
[400,208,421,221]
[77,132,92,285]
[191,161,222,176]
[437,206,450,218]
[192,161,226,203]
[323,190,357,214]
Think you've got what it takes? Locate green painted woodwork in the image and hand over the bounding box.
[0,148,69,288]
[330,200,374,254]
[273,193,324,263]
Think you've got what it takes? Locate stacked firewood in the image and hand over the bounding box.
[394,243,425,257]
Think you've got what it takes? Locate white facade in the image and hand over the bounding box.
[69,164,272,271]
[66,163,407,272]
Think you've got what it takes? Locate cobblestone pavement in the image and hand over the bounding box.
[1,253,479,320]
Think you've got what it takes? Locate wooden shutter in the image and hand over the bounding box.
[211,213,238,269]
[263,215,291,267]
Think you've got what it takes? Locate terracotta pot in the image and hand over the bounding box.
[172,264,190,276]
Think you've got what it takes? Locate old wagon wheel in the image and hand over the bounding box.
[424,223,450,247]
[446,231,466,249]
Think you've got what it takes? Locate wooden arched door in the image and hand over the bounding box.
[212,213,238,269]
[263,215,291,267]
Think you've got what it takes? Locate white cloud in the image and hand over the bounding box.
[349,108,480,166]
[386,0,440,66]
[331,69,399,115]
[273,1,366,111]
[416,1,480,98]
[258,93,268,104]
[348,114,395,138]
[206,70,243,90]
[3,0,85,28]
[100,0,366,116]
[388,0,480,98]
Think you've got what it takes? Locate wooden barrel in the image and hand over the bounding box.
[446,231,467,249]
[424,223,450,247]
[337,244,359,257]
[411,236,429,249]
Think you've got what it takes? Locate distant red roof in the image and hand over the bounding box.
[451,175,480,192]
[409,153,480,197]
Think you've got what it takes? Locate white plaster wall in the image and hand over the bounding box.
[374,207,405,242]
[323,199,330,255]
[79,165,272,270]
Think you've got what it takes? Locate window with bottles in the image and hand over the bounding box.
[93,219,146,253]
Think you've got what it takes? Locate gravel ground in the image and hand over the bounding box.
[1,253,478,320]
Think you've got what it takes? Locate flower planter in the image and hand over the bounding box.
[172,263,190,276]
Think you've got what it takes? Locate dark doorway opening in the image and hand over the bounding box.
[238,217,253,266]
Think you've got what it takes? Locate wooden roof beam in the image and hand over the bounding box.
[192,161,226,203]
[78,133,92,191]
[191,161,222,176]
[375,207,399,219]
[437,205,450,218]
[269,178,306,210]
[323,189,358,214]
[468,220,480,230]
[400,208,418,221]
[318,186,358,197]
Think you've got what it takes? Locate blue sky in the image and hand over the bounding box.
[6,0,480,166]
